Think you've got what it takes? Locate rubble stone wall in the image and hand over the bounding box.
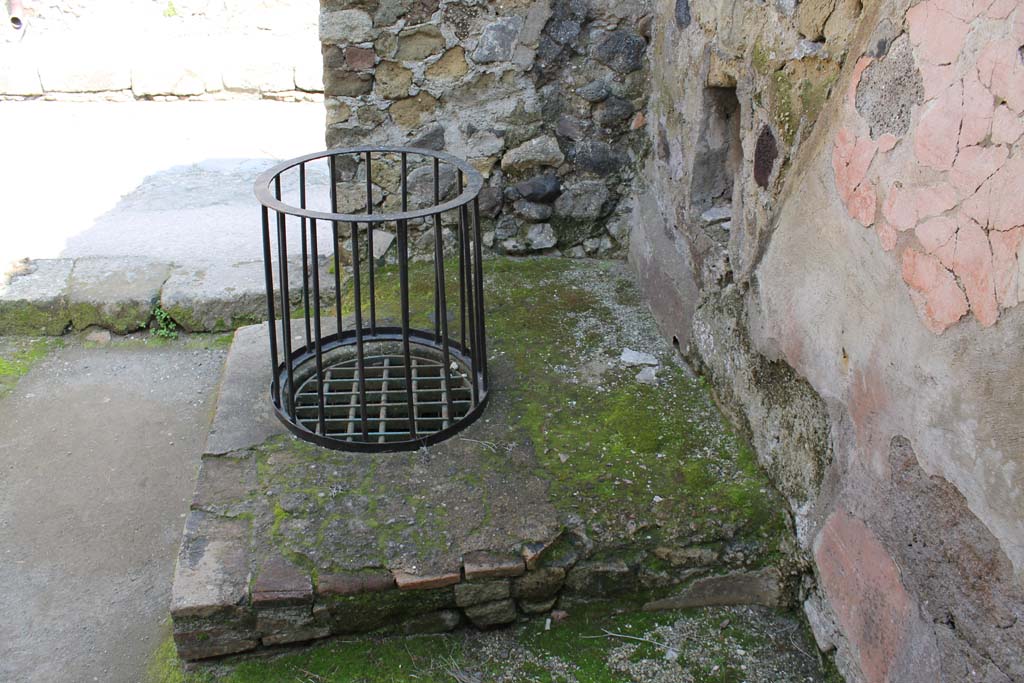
[630,0,1024,681]
[319,0,652,257]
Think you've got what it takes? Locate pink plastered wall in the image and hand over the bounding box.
[832,0,1024,333]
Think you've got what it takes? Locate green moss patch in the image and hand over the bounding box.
[313,255,790,561]
[150,604,837,683]
[0,337,60,397]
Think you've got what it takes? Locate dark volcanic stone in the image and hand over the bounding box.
[577,80,610,103]
[753,126,778,188]
[593,30,646,74]
[546,0,587,43]
[675,0,691,28]
[564,559,635,596]
[534,0,588,83]
[514,174,562,202]
[548,17,582,45]
[574,140,627,175]
[410,123,445,150]
[495,215,519,239]
[478,186,504,217]
[443,3,479,40]
[322,45,345,69]
[594,96,635,127]
[556,115,587,141]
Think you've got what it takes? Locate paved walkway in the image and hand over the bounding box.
[0,98,325,681]
[0,338,226,682]
[1,100,327,274]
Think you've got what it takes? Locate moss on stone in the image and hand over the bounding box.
[769,71,797,146]
[752,41,774,76]
[163,306,261,334]
[0,301,71,336]
[0,337,60,397]
[68,301,153,335]
[321,587,454,634]
[252,258,790,572]
[149,603,835,682]
[799,73,836,126]
[229,257,793,656]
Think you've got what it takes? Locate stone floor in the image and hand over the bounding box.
[0,333,228,683]
[172,257,800,661]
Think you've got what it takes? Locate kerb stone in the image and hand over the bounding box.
[67,257,171,334]
[0,259,73,335]
[191,454,257,513]
[170,511,251,619]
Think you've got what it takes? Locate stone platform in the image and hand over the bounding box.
[170,257,795,661]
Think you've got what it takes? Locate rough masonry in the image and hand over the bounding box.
[630,0,1024,681]
[318,0,652,258]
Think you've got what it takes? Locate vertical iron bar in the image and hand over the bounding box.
[330,155,343,334]
[350,221,371,439]
[365,150,376,333]
[398,152,417,438]
[260,206,280,405]
[471,196,488,390]
[433,206,456,424]
[401,152,408,212]
[432,157,441,342]
[275,178,295,421]
[458,169,479,406]
[309,218,327,436]
[456,171,466,350]
[299,163,312,352]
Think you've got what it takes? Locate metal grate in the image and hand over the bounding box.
[291,344,473,444]
[255,146,489,452]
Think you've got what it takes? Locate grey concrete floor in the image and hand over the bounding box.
[0,338,226,682]
[1,100,327,273]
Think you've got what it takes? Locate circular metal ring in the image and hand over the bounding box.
[253,146,485,224]
[272,328,489,453]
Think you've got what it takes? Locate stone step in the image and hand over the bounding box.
[0,256,335,336]
[170,257,799,661]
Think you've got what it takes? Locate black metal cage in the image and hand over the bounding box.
[253,146,488,452]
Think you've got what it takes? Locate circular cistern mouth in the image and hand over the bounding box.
[254,146,490,451]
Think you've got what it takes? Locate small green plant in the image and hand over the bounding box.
[152,306,179,339]
[163,1,177,18]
